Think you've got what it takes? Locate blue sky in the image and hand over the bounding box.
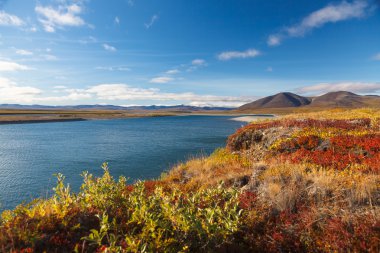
[0,0,379,106]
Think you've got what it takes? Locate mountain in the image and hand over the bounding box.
[0,104,128,110]
[0,104,232,111]
[309,91,378,107]
[123,105,232,111]
[238,92,311,110]
[238,91,380,111]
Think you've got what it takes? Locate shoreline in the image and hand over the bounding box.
[0,110,276,125]
[0,111,177,125]
[230,115,276,122]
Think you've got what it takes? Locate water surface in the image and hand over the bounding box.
[0,116,245,211]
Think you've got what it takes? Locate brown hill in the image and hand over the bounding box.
[238,92,311,110]
[309,91,364,107]
[238,91,380,112]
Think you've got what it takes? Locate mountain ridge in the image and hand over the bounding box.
[0,104,233,111]
[238,91,380,110]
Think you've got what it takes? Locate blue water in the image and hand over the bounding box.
[0,116,245,211]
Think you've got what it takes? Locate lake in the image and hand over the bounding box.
[0,115,246,211]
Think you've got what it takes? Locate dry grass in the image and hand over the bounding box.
[163,148,252,191]
[284,108,380,121]
[254,163,380,212]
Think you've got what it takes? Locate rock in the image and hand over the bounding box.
[228,126,295,154]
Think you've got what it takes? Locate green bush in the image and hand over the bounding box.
[0,163,242,252]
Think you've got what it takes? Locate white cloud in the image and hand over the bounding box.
[85,83,254,106]
[79,36,97,44]
[188,101,246,108]
[114,16,120,24]
[29,26,38,32]
[266,67,273,72]
[186,59,207,72]
[16,49,33,56]
[54,76,67,80]
[128,0,135,6]
[373,53,380,60]
[0,77,41,103]
[0,79,91,103]
[0,60,30,71]
[145,14,158,29]
[103,43,117,52]
[149,76,174,84]
[0,11,24,26]
[0,80,254,107]
[35,3,85,32]
[267,35,281,46]
[217,49,260,61]
[192,59,206,66]
[296,82,380,95]
[166,69,180,75]
[268,0,371,46]
[42,54,58,61]
[53,85,67,89]
[95,66,131,71]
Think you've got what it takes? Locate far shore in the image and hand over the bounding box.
[0,109,177,125]
[0,109,277,125]
[0,118,87,125]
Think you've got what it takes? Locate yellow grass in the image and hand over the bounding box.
[163,148,252,191]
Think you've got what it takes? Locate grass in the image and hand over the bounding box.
[162,149,252,192]
[0,108,379,252]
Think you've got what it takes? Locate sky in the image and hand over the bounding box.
[0,0,379,107]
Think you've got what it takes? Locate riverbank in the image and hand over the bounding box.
[230,115,275,122]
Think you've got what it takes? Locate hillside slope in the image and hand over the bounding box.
[309,91,380,107]
[238,92,311,110]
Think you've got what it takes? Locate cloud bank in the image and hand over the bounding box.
[0,77,41,103]
[0,60,30,71]
[0,81,254,107]
[296,81,380,95]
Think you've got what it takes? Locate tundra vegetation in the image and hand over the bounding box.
[1,108,379,252]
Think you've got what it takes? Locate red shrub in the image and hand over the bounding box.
[331,134,380,155]
[278,135,320,152]
[239,191,257,210]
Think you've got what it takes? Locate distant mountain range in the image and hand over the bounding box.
[238,91,380,110]
[0,104,233,111]
[1,91,379,112]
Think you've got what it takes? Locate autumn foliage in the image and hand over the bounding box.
[1,108,379,252]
